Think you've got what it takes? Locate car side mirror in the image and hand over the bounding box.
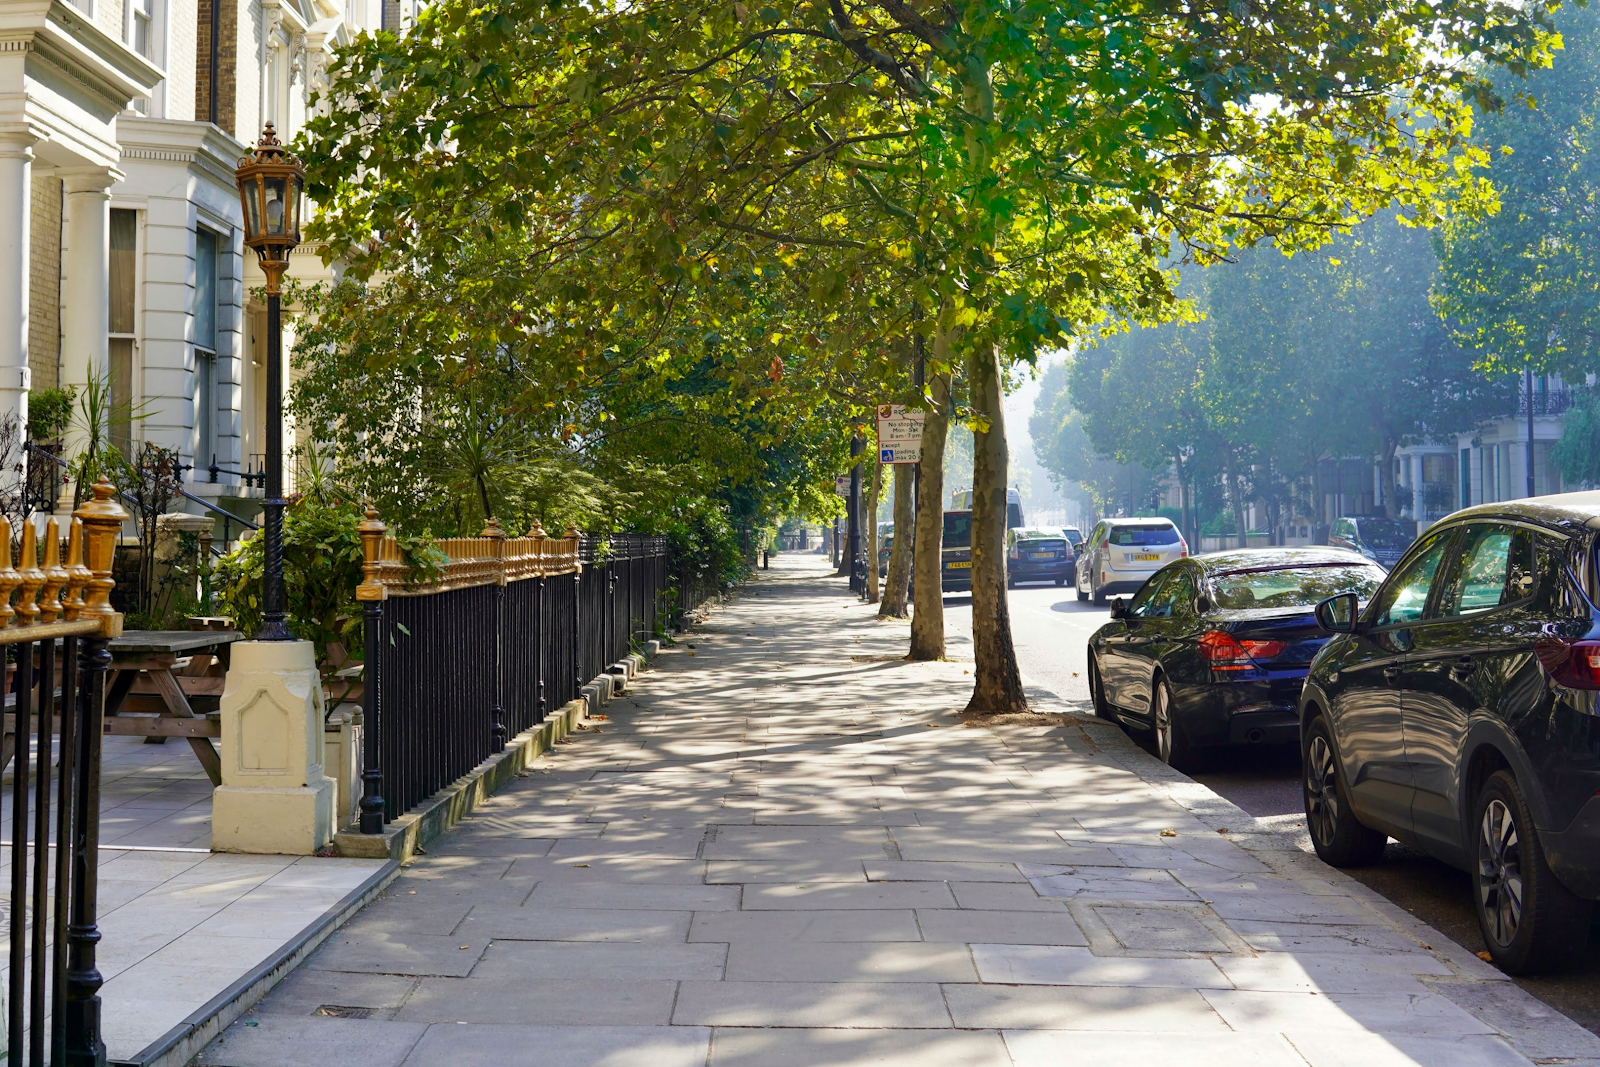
[1195,595,1211,615]
[1109,598,1129,620]
[1314,592,1360,634]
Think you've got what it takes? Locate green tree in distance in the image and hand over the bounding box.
[1435,3,1600,380]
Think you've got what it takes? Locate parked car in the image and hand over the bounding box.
[941,510,973,591]
[1301,491,1600,974]
[878,533,894,577]
[1061,527,1085,551]
[1327,515,1414,570]
[1076,517,1188,604]
[1086,548,1384,771]
[1006,528,1076,587]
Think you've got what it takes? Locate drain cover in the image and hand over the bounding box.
[314,1005,373,1019]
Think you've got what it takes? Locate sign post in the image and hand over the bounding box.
[875,404,926,464]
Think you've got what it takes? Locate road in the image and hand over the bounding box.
[940,579,1600,1036]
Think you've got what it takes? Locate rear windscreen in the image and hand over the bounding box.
[1019,539,1066,551]
[1109,525,1179,546]
[1210,564,1385,610]
[943,513,972,548]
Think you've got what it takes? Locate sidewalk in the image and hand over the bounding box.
[198,552,1600,1067]
[3,737,392,1065]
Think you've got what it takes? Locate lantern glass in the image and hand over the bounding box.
[287,173,304,242]
[264,177,287,236]
[241,174,262,242]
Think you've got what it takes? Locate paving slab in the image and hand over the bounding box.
[204,554,1600,1067]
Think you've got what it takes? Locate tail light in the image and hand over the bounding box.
[1536,638,1600,690]
[1008,544,1019,560]
[1179,540,1189,558]
[1198,630,1287,671]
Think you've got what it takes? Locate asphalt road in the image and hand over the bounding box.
[941,578,1600,1037]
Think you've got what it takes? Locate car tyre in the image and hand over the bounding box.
[1088,654,1111,719]
[1303,714,1387,867]
[1151,677,1197,772]
[1092,578,1106,605]
[1055,578,1064,587]
[1472,769,1592,975]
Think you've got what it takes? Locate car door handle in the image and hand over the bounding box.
[1383,665,1402,683]
[1451,656,1477,680]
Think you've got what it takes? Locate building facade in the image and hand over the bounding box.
[2,0,412,525]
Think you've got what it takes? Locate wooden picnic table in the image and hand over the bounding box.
[105,629,241,786]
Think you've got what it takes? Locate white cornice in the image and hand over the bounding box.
[117,115,249,190]
[18,1,163,106]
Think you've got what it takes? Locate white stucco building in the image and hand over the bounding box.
[1,0,415,528]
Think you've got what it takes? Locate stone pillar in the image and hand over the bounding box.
[211,640,336,854]
[59,169,116,407]
[0,132,34,428]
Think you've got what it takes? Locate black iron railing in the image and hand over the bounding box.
[353,518,680,829]
[2,482,128,1066]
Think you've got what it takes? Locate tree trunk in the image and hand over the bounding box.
[1174,454,1191,548]
[909,369,951,660]
[1225,449,1249,549]
[1310,448,1325,537]
[1380,441,1400,520]
[880,463,914,617]
[965,342,1027,715]
[865,456,881,603]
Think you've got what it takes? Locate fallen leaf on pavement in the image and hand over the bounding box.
[1476,950,1494,962]
[1160,829,1178,837]
[573,863,591,868]
[1216,828,1230,834]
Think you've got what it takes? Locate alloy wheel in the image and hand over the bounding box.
[1305,735,1340,847]
[1154,684,1172,763]
[1479,798,1525,947]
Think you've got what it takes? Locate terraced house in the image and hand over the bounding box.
[0,0,416,523]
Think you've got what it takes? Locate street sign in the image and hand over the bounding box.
[876,404,926,464]
[835,475,852,497]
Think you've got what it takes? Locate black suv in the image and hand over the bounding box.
[1301,494,1600,973]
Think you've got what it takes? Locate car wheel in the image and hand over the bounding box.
[1088,654,1113,720]
[1472,769,1591,975]
[1151,678,1197,772]
[1007,575,1016,589]
[1055,578,1064,587]
[1302,715,1387,867]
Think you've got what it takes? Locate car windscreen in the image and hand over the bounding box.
[1063,529,1083,545]
[1108,524,1179,546]
[943,513,972,548]
[1209,563,1385,610]
[1354,519,1414,551]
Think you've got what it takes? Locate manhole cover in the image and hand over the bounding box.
[314,1005,373,1019]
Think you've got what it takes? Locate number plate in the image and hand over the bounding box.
[1030,553,1053,560]
[1131,553,1160,562]
[946,561,972,569]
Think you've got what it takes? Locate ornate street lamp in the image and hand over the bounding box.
[235,122,304,641]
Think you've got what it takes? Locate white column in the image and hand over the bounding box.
[59,169,116,403]
[1411,454,1426,523]
[0,133,34,428]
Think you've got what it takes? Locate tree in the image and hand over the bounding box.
[1435,4,1600,380]
[303,0,1560,713]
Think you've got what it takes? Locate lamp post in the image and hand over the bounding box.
[234,122,303,641]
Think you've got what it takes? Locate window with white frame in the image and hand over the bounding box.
[194,229,220,470]
[109,209,138,457]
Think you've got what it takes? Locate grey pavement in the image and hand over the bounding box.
[198,552,1600,1067]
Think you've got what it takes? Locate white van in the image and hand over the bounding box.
[1075,517,1187,604]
